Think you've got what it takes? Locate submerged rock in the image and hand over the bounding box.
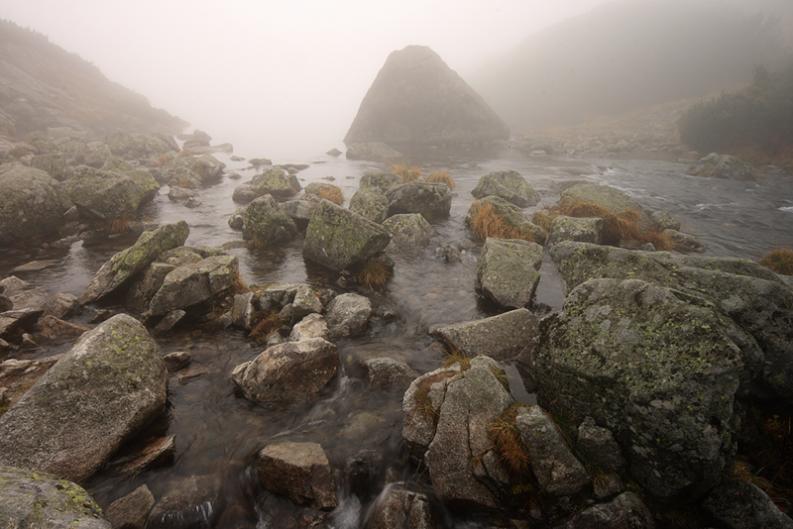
[363,486,442,529]
[0,314,167,482]
[147,474,222,529]
[0,163,68,247]
[241,195,298,248]
[256,442,337,510]
[385,182,451,222]
[383,213,433,254]
[105,485,155,529]
[476,237,543,308]
[471,170,539,207]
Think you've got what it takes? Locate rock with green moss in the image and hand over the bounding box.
[250,167,302,200]
[386,182,451,221]
[106,132,178,161]
[0,163,68,247]
[0,314,167,482]
[547,216,605,246]
[241,194,298,248]
[476,238,543,308]
[383,213,433,254]
[350,188,389,223]
[82,221,189,303]
[59,165,159,221]
[559,183,653,229]
[303,200,391,271]
[159,154,224,188]
[535,278,747,498]
[549,242,793,402]
[359,171,401,193]
[148,254,239,316]
[471,170,539,207]
[0,466,110,528]
[305,182,344,204]
[465,195,547,244]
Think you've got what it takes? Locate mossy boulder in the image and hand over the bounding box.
[0,315,167,482]
[0,163,68,246]
[471,170,539,207]
[0,466,110,529]
[303,200,391,272]
[106,132,178,160]
[59,165,159,221]
[476,237,543,309]
[359,171,401,193]
[148,254,239,316]
[241,195,298,248]
[160,154,224,188]
[547,216,605,246]
[560,183,653,230]
[386,182,451,222]
[82,221,189,303]
[535,278,746,498]
[465,195,547,244]
[304,182,344,205]
[250,167,302,201]
[383,213,433,254]
[350,188,389,223]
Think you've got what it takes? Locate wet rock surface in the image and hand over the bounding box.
[256,441,337,510]
[476,237,544,309]
[471,170,539,207]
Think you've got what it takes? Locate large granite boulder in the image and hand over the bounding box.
[359,172,402,193]
[350,188,389,223]
[535,278,746,498]
[547,216,605,246]
[466,196,547,244]
[106,132,177,160]
[344,46,509,156]
[82,221,189,303]
[148,255,239,316]
[0,315,167,482]
[60,165,159,221]
[385,182,451,222]
[255,442,337,510]
[476,237,544,309]
[250,167,302,201]
[303,200,391,272]
[471,170,539,207]
[0,163,68,246]
[383,213,433,254]
[241,195,298,248]
[0,466,110,529]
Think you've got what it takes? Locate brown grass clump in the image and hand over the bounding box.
[425,170,456,190]
[442,348,472,371]
[317,186,344,205]
[468,201,534,242]
[355,258,393,290]
[413,370,457,421]
[488,404,531,474]
[109,216,131,234]
[760,248,793,275]
[249,313,283,341]
[392,164,422,183]
[531,210,558,234]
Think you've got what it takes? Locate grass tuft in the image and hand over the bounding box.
[488,404,531,474]
[355,258,393,290]
[249,313,283,341]
[425,170,456,190]
[760,248,793,275]
[392,164,422,183]
[468,201,534,242]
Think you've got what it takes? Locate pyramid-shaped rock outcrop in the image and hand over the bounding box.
[345,46,509,158]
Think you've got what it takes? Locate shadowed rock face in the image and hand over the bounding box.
[345,46,509,157]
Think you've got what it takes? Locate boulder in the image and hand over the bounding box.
[0,314,167,482]
[255,442,337,510]
[560,183,653,230]
[535,278,746,498]
[0,466,110,529]
[82,221,189,303]
[547,216,605,246]
[346,142,404,163]
[241,195,298,248]
[232,338,339,404]
[106,132,177,160]
[363,486,441,529]
[303,200,391,272]
[471,170,539,207]
[430,308,539,363]
[282,199,320,230]
[124,262,176,312]
[105,485,155,529]
[555,492,655,529]
[148,255,239,316]
[576,417,625,472]
[385,182,452,221]
[344,46,509,155]
[702,479,793,529]
[383,213,433,254]
[402,365,460,451]
[0,163,67,246]
[689,153,755,180]
[326,293,372,338]
[60,165,159,221]
[359,172,401,193]
[466,196,547,244]
[249,167,302,201]
[289,313,330,341]
[476,238,543,308]
[231,183,258,204]
[350,188,389,223]
[365,357,418,391]
[305,182,344,205]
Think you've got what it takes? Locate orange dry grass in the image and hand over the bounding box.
[760,248,793,275]
[249,313,282,340]
[355,258,392,289]
[425,170,456,190]
[488,404,531,474]
[317,186,344,205]
[469,201,534,242]
[109,216,130,234]
[392,164,422,183]
[531,210,557,234]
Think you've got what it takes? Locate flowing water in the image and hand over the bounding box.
[1,148,792,528]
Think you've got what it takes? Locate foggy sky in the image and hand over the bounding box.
[2,0,607,159]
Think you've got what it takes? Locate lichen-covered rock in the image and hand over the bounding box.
[555,492,655,529]
[305,182,344,205]
[232,338,339,404]
[402,365,460,451]
[359,172,401,193]
[106,132,177,160]
[0,466,110,529]
[363,486,441,529]
[560,183,653,230]
[576,417,625,472]
[383,213,433,254]
[365,357,418,391]
[124,262,176,311]
[430,308,539,363]
[249,167,302,200]
[466,196,547,244]
[547,216,605,246]
[0,315,167,482]
[385,182,451,222]
[82,221,189,303]
[702,479,793,529]
[471,170,539,207]
[241,195,298,248]
[689,153,755,181]
[282,198,320,229]
[303,200,391,272]
[60,165,159,221]
[148,255,238,316]
[231,182,258,204]
[326,293,372,338]
[535,278,746,498]
[289,313,329,341]
[476,238,543,308]
[350,188,389,223]
[256,442,337,510]
[0,163,68,246]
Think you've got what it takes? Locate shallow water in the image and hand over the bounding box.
[2,148,792,527]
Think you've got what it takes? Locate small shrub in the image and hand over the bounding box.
[355,258,392,290]
[488,404,531,474]
[469,201,534,242]
[760,248,793,275]
[392,164,422,183]
[425,170,456,190]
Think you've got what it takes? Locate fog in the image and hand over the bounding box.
[2,0,607,159]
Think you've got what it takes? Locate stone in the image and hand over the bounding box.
[228,211,244,231]
[476,238,544,308]
[231,183,257,204]
[82,221,189,303]
[560,183,653,230]
[289,313,330,341]
[106,485,155,529]
[535,278,746,498]
[106,132,177,160]
[0,163,67,247]
[365,357,418,391]
[256,442,337,510]
[363,486,441,529]
[232,338,339,404]
[163,351,191,372]
[385,182,452,222]
[359,172,401,193]
[466,195,547,244]
[382,214,433,254]
[282,198,320,229]
[547,216,605,246]
[158,246,204,267]
[230,292,258,330]
[241,195,298,248]
[60,165,159,221]
[168,186,197,202]
[0,308,43,339]
[148,255,239,316]
[113,435,175,476]
[11,259,59,274]
[248,167,302,201]
[305,182,344,205]
[702,479,793,529]
[350,188,389,223]
[344,46,509,155]
[689,153,755,180]
[401,365,461,451]
[154,309,186,334]
[429,308,539,363]
[0,466,110,529]
[35,315,90,342]
[125,263,175,312]
[303,200,391,272]
[326,148,342,157]
[471,170,539,207]
[0,315,167,482]
[555,492,655,529]
[147,474,222,529]
[326,293,372,338]
[576,417,625,472]
[515,405,589,496]
[346,142,404,163]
